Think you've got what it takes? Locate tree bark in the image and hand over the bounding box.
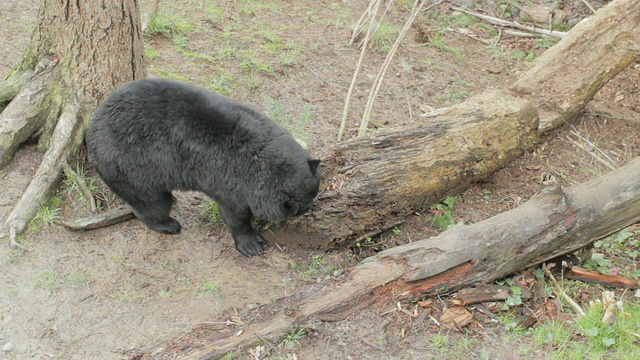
[151,156,640,360]
[0,0,145,245]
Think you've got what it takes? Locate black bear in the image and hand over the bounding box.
[86,79,320,257]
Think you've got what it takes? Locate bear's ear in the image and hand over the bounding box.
[308,159,321,175]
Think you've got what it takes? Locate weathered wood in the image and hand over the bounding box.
[60,206,134,231]
[457,285,512,305]
[567,267,639,289]
[153,156,640,359]
[281,89,538,250]
[510,0,640,132]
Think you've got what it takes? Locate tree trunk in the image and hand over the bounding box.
[0,0,145,246]
[151,156,640,360]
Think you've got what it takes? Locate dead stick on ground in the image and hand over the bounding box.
[569,129,617,167]
[582,0,597,13]
[451,6,566,38]
[546,270,586,316]
[564,137,617,171]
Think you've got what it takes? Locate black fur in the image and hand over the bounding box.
[86,79,320,257]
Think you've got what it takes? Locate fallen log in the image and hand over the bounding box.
[150,156,640,359]
[510,0,640,132]
[282,89,538,250]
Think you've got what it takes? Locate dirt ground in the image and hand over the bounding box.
[1,0,639,359]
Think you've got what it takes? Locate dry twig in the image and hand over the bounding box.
[545,269,586,316]
[452,6,566,38]
[358,0,442,137]
[338,0,382,141]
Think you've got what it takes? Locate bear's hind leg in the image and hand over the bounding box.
[126,191,182,234]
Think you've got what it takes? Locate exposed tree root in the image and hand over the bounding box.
[0,69,31,104]
[0,55,60,168]
[1,100,83,247]
[60,206,135,231]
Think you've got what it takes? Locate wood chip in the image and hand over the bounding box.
[439,306,473,329]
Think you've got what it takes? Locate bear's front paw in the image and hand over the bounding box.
[233,233,265,257]
[147,217,182,234]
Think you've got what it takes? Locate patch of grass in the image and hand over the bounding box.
[497,312,527,334]
[238,0,279,16]
[532,301,640,359]
[239,51,276,76]
[199,201,224,226]
[245,74,262,91]
[425,33,463,58]
[324,2,354,28]
[436,88,469,104]
[62,163,111,211]
[6,247,28,265]
[202,73,236,96]
[202,3,225,26]
[583,254,614,275]
[29,196,64,232]
[430,331,450,350]
[144,43,160,61]
[281,327,306,351]
[293,253,334,281]
[199,279,222,298]
[535,36,560,49]
[477,22,498,36]
[511,49,537,62]
[263,97,313,148]
[32,269,91,291]
[159,288,172,298]
[118,291,136,303]
[594,227,640,261]
[144,11,196,38]
[279,48,301,67]
[215,41,237,60]
[149,67,189,82]
[429,196,463,231]
[370,21,399,53]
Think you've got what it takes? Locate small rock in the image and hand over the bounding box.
[2,342,15,352]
